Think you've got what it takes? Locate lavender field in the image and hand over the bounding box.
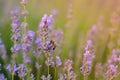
[0,0,120,80]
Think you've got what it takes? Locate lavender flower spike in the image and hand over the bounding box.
[39,14,53,30]
[80,40,95,76]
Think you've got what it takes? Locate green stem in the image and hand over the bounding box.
[12,74,14,80]
[48,65,49,75]
[23,5,27,35]
[54,66,57,79]
[47,57,50,75]
[37,68,40,80]
[27,70,30,80]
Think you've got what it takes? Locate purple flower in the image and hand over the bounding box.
[45,58,55,67]
[56,56,62,66]
[22,44,31,52]
[11,33,20,42]
[17,64,27,79]
[64,59,76,79]
[35,38,42,50]
[47,15,53,29]
[105,64,118,79]
[22,30,35,44]
[0,73,7,80]
[23,56,31,64]
[39,14,53,30]
[11,44,21,53]
[41,74,52,80]
[6,64,19,75]
[27,30,35,40]
[80,40,95,76]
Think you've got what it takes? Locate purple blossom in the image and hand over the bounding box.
[56,56,62,66]
[105,64,118,79]
[39,14,53,30]
[22,30,35,43]
[63,59,76,80]
[6,64,19,75]
[11,33,20,42]
[27,30,35,40]
[41,74,52,80]
[11,44,21,53]
[17,64,27,79]
[107,49,120,64]
[0,74,7,80]
[80,40,95,76]
[45,58,55,67]
[23,56,31,64]
[22,44,31,52]
[35,38,42,50]
[11,9,20,42]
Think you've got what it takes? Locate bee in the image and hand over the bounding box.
[44,40,56,51]
[50,40,56,50]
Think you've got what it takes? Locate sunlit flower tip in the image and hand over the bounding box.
[42,14,48,21]
[39,14,53,29]
[56,56,62,66]
[47,15,53,29]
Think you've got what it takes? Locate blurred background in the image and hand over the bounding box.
[1,0,120,80]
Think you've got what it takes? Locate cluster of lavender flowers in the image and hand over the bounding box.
[80,40,95,77]
[1,0,120,80]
